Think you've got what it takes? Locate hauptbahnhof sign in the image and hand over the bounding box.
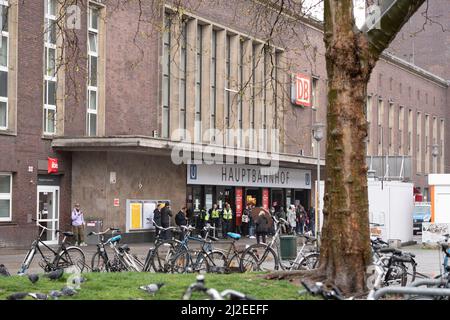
[187,164,311,189]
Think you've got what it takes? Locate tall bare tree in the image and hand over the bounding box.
[268,0,426,295]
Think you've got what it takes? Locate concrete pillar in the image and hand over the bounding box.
[201,24,212,143]
[265,47,275,154]
[276,50,287,154]
[185,19,197,143]
[169,17,180,141]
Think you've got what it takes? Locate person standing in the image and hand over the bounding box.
[286,205,297,234]
[153,203,163,239]
[160,202,173,240]
[255,211,269,244]
[241,204,250,237]
[209,204,220,237]
[71,203,87,246]
[222,203,233,238]
[175,206,188,240]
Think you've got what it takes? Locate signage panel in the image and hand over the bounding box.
[187,164,312,190]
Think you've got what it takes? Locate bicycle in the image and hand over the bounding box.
[239,217,320,272]
[370,237,417,287]
[142,221,180,272]
[90,228,130,272]
[182,275,256,300]
[18,219,85,274]
[169,225,227,274]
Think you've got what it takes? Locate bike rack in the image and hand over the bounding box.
[372,286,450,300]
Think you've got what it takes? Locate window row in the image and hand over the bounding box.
[0,1,102,137]
[365,95,445,174]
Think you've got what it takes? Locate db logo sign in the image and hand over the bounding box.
[47,157,58,174]
[291,73,311,107]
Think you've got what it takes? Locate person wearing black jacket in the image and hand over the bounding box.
[161,202,173,240]
[175,207,187,240]
[153,203,163,240]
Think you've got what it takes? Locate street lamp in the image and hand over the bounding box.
[312,123,325,240]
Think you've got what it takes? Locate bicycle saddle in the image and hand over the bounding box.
[119,244,130,252]
[56,230,74,237]
[226,232,241,240]
[379,247,402,255]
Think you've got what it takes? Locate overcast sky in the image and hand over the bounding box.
[302,0,367,29]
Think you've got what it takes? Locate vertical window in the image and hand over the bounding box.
[250,44,256,150]
[179,21,186,140]
[0,173,12,221]
[194,24,202,143]
[425,114,430,173]
[0,1,8,130]
[408,109,412,156]
[210,29,216,143]
[262,46,268,151]
[440,119,445,173]
[44,0,57,134]
[416,112,422,173]
[237,39,243,147]
[398,106,404,155]
[388,102,394,155]
[433,116,437,173]
[87,6,99,136]
[377,99,383,156]
[366,95,372,155]
[161,14,171,139]
[225,34,230,143]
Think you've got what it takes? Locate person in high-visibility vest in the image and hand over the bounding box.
[209,204,220,237]
[222,203,233,238]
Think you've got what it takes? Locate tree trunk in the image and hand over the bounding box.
[317,0,374,294]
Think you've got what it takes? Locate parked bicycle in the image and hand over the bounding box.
[90,228,131,272]
[169,225,227,273]
[239,217,320,272]
[142,221,180,272]
[18,219,85,274]
[370,236,417,287]
[182,275,256,300]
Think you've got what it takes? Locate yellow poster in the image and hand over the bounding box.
[131,203,142,229]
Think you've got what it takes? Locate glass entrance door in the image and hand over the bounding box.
[37,186,60,245]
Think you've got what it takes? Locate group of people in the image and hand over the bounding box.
[271,204,315,235]
[69,201,315,247]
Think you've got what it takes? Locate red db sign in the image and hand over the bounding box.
[291,73,311,107]
[47,157,58,174]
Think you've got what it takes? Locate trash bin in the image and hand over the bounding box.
[280,235,297,260]
[85,219,103,245]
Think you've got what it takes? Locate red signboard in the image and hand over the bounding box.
[262,188,269,210]
[235,187,243,226]
[291,73,312,107]
[47,157,58,174]
[114,198,120,207]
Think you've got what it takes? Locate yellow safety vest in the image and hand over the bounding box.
[223,209,233,220]
[211,209,220,219]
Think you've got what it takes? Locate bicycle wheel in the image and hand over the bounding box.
[402,261,417,286]
[204,250,227,273]
[151,240,179,272]
[227,253,243,273]
[296,253,320,270]
[171,250,190,273]
[91,251,109,272]
[55,247,85,273]
[239,244,279,272]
